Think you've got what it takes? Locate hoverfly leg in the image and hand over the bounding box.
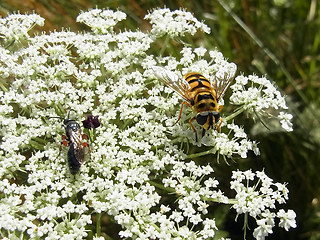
[216,118,223,131]
[217,104,223,113]
[202,128,206,138]
[175,101,192,125]
[189,116,198,142]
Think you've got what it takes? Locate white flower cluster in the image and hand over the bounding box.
[76,9,126,34]
[145,8,210,38]
[193,123,260,159]
[231,170,296,240]
[0,13,44,44]
[0,8,295,239]
[230,75,293,131]
[114,162,225,239]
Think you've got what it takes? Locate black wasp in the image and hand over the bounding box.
[60,110,90,175]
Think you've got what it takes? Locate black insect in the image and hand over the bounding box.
[60,111,90,175]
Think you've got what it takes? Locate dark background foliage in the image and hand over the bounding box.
[1,0,319,239]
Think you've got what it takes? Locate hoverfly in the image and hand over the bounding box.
[59,111,90,175]
[152,66,234,141]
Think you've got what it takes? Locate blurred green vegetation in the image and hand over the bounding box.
[1,0,319,239]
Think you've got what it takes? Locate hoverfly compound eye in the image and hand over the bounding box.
[212,111,221,123]
[196,112,209,125]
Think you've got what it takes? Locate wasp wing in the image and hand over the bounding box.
[74,146,87,164]
[152,66,192,103]
[68,129,87,164]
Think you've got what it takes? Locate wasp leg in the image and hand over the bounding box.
[175,101,192,125]
[217,104,223,113]
[81,134,91,158]
[61,134,68,146]
[82,142,89,148]
[55,134,68,161]
[82,142,91,161]
[82,134,89,140]
[189,116,198,142]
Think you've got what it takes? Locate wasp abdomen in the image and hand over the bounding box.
[67,144,81,175]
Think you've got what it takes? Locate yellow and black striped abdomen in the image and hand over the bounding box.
[184,72,219,112]
[184,72,212,92]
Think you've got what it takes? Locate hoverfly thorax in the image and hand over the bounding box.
[193,92,219,112]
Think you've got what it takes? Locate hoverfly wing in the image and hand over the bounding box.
[152,66,192,102]
[213,74,235,102]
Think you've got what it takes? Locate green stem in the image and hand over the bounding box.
[253,109,270,130]
[89,128,95,143]
[204,197,238,205]
[0,80,8,92]
[120,119,134,130]
[223,106,246,122]
[148,180,176,193]
[159,35,170,56]
[5,40,15,49]
[96,212,101,237]
[186,149,215,159]
[243,212,249,239]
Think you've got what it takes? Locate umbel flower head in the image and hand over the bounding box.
[145,8,210,38]
[77,9,126,34]
[0,12,44,45]
[231,170,296,239]
[0,8,295,240]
